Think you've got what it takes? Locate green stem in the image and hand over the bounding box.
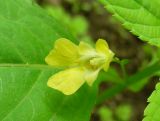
[97,62,160,105]
[120,62,127,79]
[112,57,128,79]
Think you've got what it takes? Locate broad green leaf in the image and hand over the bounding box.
[0,0,97,121]
[0,66,96,121]
[100,0,160,47]
[143,83,160,121]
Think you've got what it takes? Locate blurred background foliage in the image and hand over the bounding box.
[36,0,160,121]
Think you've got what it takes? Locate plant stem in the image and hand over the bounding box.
[97,62,160,105]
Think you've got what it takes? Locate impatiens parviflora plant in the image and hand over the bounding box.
[45,38,114,95]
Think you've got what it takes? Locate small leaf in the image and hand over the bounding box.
[143,83,160,121]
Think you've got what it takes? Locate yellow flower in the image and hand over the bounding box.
[45,38,114,95]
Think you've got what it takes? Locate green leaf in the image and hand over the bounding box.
[100,0,160,47]
[143,83,160,121]
[0,0,97,121]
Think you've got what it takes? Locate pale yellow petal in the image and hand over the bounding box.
[78,41,97,62]
[84,68,100,86]
[96,39,114,72]
[103,62,110,71]
[47,67,85,95]
[96,39,109,54]
[45,38,79,67]
[79,41,94,54]
[103,50,114,71]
